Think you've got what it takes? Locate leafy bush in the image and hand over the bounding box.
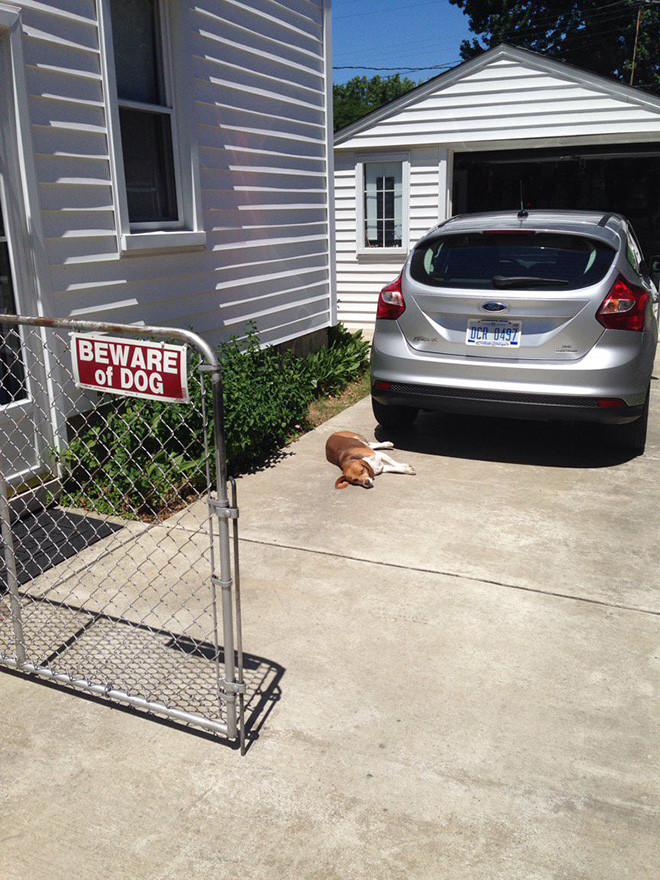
[220,327,313,472]
[299,323,370,397]
[58,323,369,518]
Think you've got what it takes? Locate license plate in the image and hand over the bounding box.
[466,319,522,348]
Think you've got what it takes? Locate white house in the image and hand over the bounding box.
[334,44,660,329]
[0,0,335,346]
[0,0,335,491]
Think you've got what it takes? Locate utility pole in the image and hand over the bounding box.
[630,3,642,86]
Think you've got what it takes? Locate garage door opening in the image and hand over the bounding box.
[452,143,660,257]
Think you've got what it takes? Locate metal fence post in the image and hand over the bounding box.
[0,449,25,665]
[210,364,239,740]
[230,476,246,755]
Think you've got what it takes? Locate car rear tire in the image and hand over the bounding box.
[604,387,650,455]
[372,397,419,429]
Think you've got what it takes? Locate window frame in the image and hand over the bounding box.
[100,0,205,254]
[355,153,409,259]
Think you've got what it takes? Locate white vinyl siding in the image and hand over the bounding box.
[335,148,439,327]
[338,57,660,150]
[11,0,333,349]
[191,0,331,346]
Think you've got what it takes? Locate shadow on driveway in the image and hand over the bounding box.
[0,508,123,591]
[376,412,634,469]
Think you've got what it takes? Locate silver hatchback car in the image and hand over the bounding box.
[371,210,659,454]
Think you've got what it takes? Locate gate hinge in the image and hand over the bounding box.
[208,498,239,519]
[222,678,246,696]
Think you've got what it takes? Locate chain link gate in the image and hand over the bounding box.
[0,314,246,751]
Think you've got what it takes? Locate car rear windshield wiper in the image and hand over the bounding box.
[492,276,570,289]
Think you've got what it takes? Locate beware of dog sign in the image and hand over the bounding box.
[71,333,190,403]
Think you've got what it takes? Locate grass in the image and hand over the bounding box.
[285,368,371,445]
[305,369,371,429]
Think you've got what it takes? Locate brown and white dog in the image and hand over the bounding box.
[325,430,416,489]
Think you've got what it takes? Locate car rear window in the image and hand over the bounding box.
[410,232,616,291]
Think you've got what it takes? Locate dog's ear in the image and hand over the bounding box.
[335,475,350,489]
[361,459,375,479]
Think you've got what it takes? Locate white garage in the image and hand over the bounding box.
[334,44,660,329]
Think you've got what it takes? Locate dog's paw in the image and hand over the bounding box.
[382,441,394,449]
[405,465,416,475]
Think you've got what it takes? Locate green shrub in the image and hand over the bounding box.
[58,323,369,518]
[220,327,312,472]
[299,323,370,396]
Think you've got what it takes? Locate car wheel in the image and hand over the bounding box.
[372,397,419,429]
[604,386,650,455]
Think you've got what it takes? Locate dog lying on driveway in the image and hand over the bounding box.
[326,430,416,489]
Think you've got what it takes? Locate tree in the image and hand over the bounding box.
[333,74,418,131]
[449,0,660,93]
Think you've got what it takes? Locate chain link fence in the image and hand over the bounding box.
[0,314,247,749]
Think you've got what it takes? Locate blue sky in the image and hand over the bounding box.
[332,0,474,86]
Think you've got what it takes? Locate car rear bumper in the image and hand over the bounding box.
[371,320,656,423]
[371,381,644,423]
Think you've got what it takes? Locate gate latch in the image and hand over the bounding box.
[222,679,246,696]
[208,498,239,519]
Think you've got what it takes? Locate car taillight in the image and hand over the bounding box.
[596,275,649,331]
[376,274,405,320]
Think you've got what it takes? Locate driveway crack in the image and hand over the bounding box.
[238,536,660,617]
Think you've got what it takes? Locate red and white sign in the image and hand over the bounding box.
[71,333,190,403]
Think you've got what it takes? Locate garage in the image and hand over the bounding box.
[452,142,660,257]
[334,44,660,329]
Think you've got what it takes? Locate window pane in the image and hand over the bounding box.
[0,233,27,406]
[119,108,178,223]
[111,0,163,105]
[363,161,402,247]
[382,162,401,185]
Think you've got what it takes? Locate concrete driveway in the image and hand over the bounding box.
[2,374,659,879]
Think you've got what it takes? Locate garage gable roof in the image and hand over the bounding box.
[334,44,660,148]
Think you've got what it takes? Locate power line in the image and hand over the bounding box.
[332,19,632,74]
[447,0,632,38]
[332,17,635,74]
[332,5,632,68]
[334,0,459,22]
[332,1,659,81]
[479,8,631,44]
[333,61,460,72]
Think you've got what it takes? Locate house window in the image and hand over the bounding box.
[364,162,402,248]
[356,157,408,256]
[0,206,26,406]
[110,0,179,226]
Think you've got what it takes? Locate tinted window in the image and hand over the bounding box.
[111,0,163,105]
[110,0,179,225]
[410,232,616,291]
[119,108,178,223]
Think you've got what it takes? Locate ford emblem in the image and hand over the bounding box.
[481,301,509,313]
